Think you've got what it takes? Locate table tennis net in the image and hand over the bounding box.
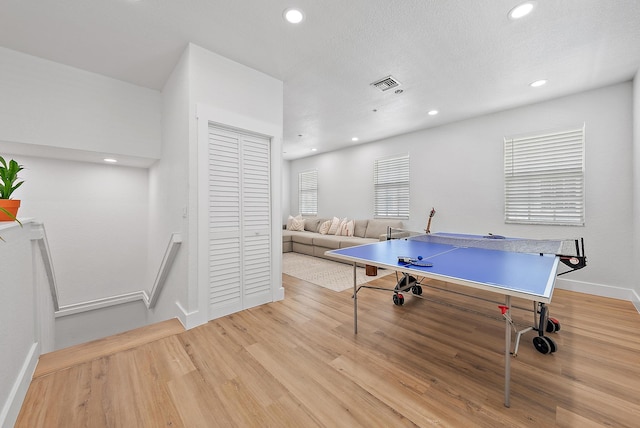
[386,228,582,256]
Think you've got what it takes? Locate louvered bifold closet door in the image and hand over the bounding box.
[241,135,271,309]
[207,125,272,319]
[208,128,243,317]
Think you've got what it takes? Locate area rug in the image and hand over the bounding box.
[282,252,393,292]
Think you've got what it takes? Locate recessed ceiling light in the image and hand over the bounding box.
[351,137,359,142]
[428,110,439,116]
[284,8,304,24]
[508,1,536,20]
[530,79,547,87]
[103,158,118,163]
[311,148,317,152]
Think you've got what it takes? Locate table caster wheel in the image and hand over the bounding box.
[411,285,422,295]
[393,293,405,306]
[533,336,557,354]
[546,317,561,333]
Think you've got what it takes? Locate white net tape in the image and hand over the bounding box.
[388,229,580,256]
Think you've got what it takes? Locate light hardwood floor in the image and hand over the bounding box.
[17,273,640,427]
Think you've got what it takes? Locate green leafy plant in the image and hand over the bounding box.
[0,155,24,199]
[0,206,21,242]
[0,155,24,241]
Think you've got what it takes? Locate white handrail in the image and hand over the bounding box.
[144,233,182,309]
[31,222,60,312]
[32,223,182,315]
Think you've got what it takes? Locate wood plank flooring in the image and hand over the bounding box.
[33,318,185,378]
[16,274,640,427]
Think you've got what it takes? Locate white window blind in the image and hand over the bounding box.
[374,155,410,219]
[299,170,318,216]
[504,125,585,226]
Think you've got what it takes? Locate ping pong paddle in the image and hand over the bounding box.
[398,256,433,267]
[484,233,505,239]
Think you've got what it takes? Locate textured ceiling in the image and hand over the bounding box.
[1,0,639,160]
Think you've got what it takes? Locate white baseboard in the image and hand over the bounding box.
[556,277,640,313]
[632,289,640,313]
[175,301,207,330]
[0,342,40,428]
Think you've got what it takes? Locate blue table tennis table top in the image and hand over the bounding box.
[326,233,560,302]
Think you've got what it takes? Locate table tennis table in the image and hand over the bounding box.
[326,231,586,407]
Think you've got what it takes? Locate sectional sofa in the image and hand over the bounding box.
[282,217,403,262]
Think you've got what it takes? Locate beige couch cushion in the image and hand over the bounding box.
[364,219,404,239]
[353,219,368,238]
[289,231,316,245]
[304,217,326,233]
[312,235,343,249]
[339,237,377,248]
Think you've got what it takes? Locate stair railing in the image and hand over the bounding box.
[31,222,182,314]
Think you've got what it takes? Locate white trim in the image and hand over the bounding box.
[55,292,147,318]
[0,343,39,428]
[175,301,205,330]
[631,289,640,313]
[146,233,182,309]
[30,222,60,311]
[196,103,284,325]
[556,278,639,310]
[30,227,182,318]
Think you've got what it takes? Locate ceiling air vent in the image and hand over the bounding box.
[371,75,401,91]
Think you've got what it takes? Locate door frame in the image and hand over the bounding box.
[192,103,284,327]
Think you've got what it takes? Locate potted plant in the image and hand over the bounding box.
[0,155,24,222]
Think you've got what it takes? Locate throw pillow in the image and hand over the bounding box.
[290,216,305,231]
[334,217,348,235]
[318,220,331,235]
[336,219,354,236]
[344,219,355,237]
[327,216,341,235]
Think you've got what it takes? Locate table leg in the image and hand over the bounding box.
[504,295,511,407]
[353,262,358,334]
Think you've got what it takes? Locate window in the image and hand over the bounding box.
[298,170,318,216]
[504,125,585,225]
[374,155,410,219]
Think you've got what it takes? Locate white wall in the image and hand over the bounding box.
[0,41,284,343]
[0,221,53,427]
[633,70,640,310]
[0,223,36,427]
[282,160,291,225]
[148,43,284,329]
[146,46,191,326]
[0,47,161,162]
[289,82,635,298]
[189,44,284,326]
[14,155,150,304]
[0,46,164,348]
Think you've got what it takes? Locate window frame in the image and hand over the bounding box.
[504,125,585,226]
[298,169,318,216]
[374,154,410,219]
